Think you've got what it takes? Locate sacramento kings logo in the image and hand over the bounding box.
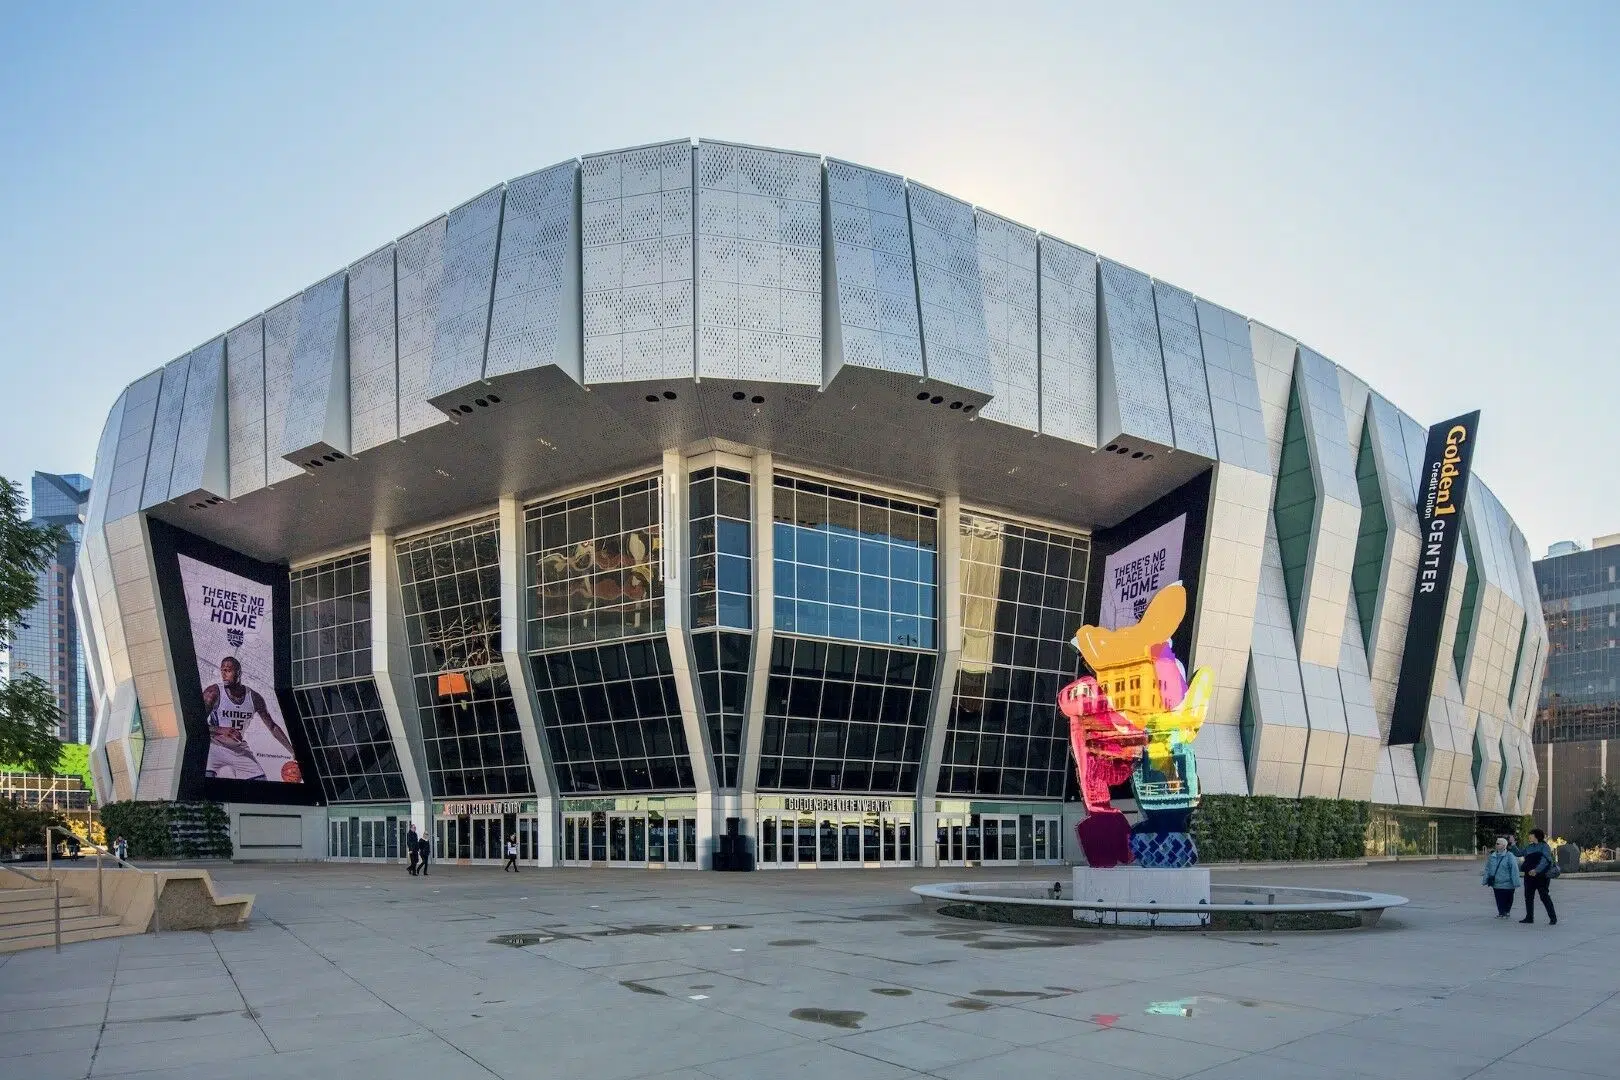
[226,628,245,649]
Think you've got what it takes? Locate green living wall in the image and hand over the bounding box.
[99,801,232,860]
[1191,795,1370,862]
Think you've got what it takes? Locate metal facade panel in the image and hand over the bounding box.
[1036,236,1098,447]
[283,270,350,458]
[139,355,191,509]
[1292,347,1360,667]
[225,317,267,498]
[105,370,163,523]
[824,159,923,379]
[1246,322,1297,472]
[1363,393,1422,733]
[1338,368,1371,453]
[1153,282,1216,457]
[1195,300,1269,473]
[1096,259,1173,447]
[973,209,1038,430]
[428,185,505,398]
[486,160,583,383]
[1297,660,1349,797]
[168,337,227,501]
[1336,599,1382,801]
[696,141,822,385]
[908,184,992,395]
[1246,521,1311,796]
[347,245,399,453]
[261,296,303,485]
[581,141,695,383]
[395,216,449,438]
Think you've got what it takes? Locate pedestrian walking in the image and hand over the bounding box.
[416,834,430,876]
[113,836,128,861]
[1518,828,1558,925]
[504,834,519,872]
[1482,836,1522,918]
[407,825,420,876]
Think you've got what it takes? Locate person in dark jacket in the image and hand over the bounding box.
[416,834,430,876]
[1482,836,1522,917]
[1518,829,1557,924]
[406,825,420,876]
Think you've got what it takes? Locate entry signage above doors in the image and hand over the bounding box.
[439,800,527,817]
[761,796,912,814]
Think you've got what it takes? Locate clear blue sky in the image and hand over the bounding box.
[2,2,1615,556]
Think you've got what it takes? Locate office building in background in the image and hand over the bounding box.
[1532,535,1620,837]
[75,139,1547,867]
[8,472,92,743]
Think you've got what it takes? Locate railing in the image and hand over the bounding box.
[40,826,163,941]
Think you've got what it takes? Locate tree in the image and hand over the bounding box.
[0,796,65,856]
[1570,779,1620,850]
[0,477,65,776]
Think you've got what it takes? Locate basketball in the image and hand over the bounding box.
[280,761,303,783]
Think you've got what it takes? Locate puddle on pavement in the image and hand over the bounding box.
[1045,986,1080,994]
[619,981,668,996]
[1145,998,1200,1017]
[590,923,748,938]
[870,988,912,997]
[768,938,818,947]
[966,939,1077,950]
[849,913,910,922]
[949,999,991,1011]
[689,984,714,990]
[489,932,550,947]
[790,1008,865,1029]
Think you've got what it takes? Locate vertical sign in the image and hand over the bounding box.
[1099,514,1187,630]
[1389,411,1481,745]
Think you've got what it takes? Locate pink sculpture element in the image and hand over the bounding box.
[1150,642,1188,710]
[1058,676,1147,814]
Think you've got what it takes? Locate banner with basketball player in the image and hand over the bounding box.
[177,554,303,784]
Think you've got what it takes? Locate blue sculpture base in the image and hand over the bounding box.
[1129,831,1199,868]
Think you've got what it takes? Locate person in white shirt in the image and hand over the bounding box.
[503,833,519,872]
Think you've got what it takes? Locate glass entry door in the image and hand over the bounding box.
[563,811,696,867]
[758,812,914,868]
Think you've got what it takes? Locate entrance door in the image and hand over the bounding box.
[936,815,966,865]
[518,815,539,863]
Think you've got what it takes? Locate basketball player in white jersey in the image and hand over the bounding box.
[203,656,296,780]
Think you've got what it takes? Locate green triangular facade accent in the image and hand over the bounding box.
[1413,734,1428,787]
[1506,614,1529,707]
[1452,524,1480,680]
[1498,735,1511,799]
[1351,417,1388,652]
[1273,375,1317,633]
[1471,726,1484,788]
[1238,664,1258,781]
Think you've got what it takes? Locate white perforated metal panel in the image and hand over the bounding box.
[696,141,821,385]
[908,183,992,395]
[395,217,448,438]
[825,159,923,379]
[1153,281,1215,457]
[429,186,505,399]
[348,245,399,453]
[973,209,1037,430]
[1097,259,1173,447]
[283,270,349,460]
[168,337,227,502]
[226,317,266,498]
[1036,235,1097,447]
[104,371,162,523]
[582,141,695,383]
[486,160,582,382]
[139,355,190,509]
[262,296,302,485]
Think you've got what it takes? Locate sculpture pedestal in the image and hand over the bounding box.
[1071,866,1210,927]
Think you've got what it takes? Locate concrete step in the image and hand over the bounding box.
[0,920,138,954]
[0,901,101,928]
[0,910,121,942]
[0,891,73,916]
[0,886,56,905]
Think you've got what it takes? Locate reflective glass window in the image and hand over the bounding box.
[290,551,372,686]
[397,518,533,797]
[940,514,1090,798]
[771,476,937,649]
[693,629,750,788]
[690,467,752,630]
[524,476,665,649]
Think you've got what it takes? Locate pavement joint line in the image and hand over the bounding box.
[86,921,123,1075]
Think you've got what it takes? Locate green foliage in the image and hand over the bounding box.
[0,742,91,786]
[0,796,66,854]
[98,801,233,860]
[1476,812,1533,851]
[1571,780,1620,850]
[0,476,68,776]
[1191,795,1370,862]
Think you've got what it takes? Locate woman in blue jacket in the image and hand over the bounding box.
[1482,836,1522,917]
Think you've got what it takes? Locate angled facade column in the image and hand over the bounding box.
[917,495,962,867]
[369,532,432,832]
[737,452,775,816]
[499,495,557,866]
[662,450,719,865]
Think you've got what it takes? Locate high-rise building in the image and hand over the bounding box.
[9,472,92,743]
[1532,535,1620,837]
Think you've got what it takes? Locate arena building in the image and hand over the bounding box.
[76,139,1546,868]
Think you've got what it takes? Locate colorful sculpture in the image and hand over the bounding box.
[1058,582,1211,868]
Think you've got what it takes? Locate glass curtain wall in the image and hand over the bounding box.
[760,476,938,794]
[396,518,533,798]
[939,514,1090,798]
[289,552,408,802]
[690,466,752,789]
[524,476,696,794]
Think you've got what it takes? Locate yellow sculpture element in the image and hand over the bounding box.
[1070,583,1209,784]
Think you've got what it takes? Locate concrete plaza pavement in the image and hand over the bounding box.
[1,860,1617,1080]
